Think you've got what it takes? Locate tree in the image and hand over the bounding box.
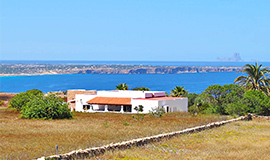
[242,90,270,115]
[234,63,270,95]
[224,90,270,116]
[26,89,43,96]
[115,83,129,90]
[201,84,244,115]
[132,87,150,91]
[9,89,43,111]
[185,93,199,107]
[170,86,188,97]
[21,94,73,119]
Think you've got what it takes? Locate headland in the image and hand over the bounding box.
[0,63,241,76]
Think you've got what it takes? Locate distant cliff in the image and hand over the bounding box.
[0,63,241,76]
[77,65,241,74]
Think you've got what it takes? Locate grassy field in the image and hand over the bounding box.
[0,107,227,159]
[100,119,270,160]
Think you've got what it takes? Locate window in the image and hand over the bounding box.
[83,105,90,110]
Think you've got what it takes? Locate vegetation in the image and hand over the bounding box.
[115,83,129,90]
[9,89,72,119]
[170,86,188,97]
[0,100,4,106]
[0,108,226,159]
[21,94,73,120]
[100,120,270,160]
[0,63,241,75]
[189,84,270,116]
[188,104,199,115]
[132,86,150,91]
[150,107,166,118]
[132,105,145,121]
[234,63,270,95]
[115,76,270,116]
[9,89,43,111]
[2,63,270,159]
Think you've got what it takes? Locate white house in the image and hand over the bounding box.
[74,90,188,113]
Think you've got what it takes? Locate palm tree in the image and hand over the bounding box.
[170,86,188,97]
[234,63,270,95]
[115,83,129,90]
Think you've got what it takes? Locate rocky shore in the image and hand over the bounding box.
[77,65,241,74]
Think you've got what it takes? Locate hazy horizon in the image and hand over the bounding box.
[1,59,268,63]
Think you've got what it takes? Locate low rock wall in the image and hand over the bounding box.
[38,116,249,160]
[250,113,270,120]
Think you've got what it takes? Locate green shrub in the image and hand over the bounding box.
[188,105,199,115]
[21,94,73,120]
[132,87,150,91]
[242,90,270,115]
[224,102,249,116]
[122,120,130,126]
[0,100,4,106]
[132,105,145,121]
[150,107,165,118]
[202,104,217,114]
[9,89,43,111]
[103,122,110,128]
[186,93,199,107]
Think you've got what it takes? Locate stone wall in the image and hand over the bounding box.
[38,115,249,160]
[250,113,270,120]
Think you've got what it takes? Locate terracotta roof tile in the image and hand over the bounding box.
[86,97,131,105]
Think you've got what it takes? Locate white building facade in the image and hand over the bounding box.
[74,90,188,113]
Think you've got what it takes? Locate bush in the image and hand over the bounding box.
[9,89,43,111]
[132,105,145,121]
[21,94,73,120]
[0,100,4,106]
[224,102,249,116]
[242,90,270,115]
[188,105,199,115]
[150,107,165,118]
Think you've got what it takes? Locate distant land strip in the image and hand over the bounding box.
[0,63,241,76]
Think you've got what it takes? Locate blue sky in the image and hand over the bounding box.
[0,0,269,61]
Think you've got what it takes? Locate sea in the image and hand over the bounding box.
[1,61,270,94]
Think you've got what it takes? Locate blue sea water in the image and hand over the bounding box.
[2,60,267,93]
[0,72,243,94]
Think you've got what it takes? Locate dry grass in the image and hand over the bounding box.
[0,107,226,159]
[100,120,270,160]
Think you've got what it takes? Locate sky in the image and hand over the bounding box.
[0,0,269,61]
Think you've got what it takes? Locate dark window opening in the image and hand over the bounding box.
[124,105,132,112]
[83,105,90,110]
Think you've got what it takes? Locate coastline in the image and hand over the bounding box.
[0,73,61,77]
[0,64,242,77]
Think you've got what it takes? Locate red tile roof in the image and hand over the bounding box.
[86,97,131,105]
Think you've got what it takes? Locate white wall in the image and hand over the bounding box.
[131,98,188,113]
[131,99,159,113]
[158,98,188,112]
[75,94,97,111]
